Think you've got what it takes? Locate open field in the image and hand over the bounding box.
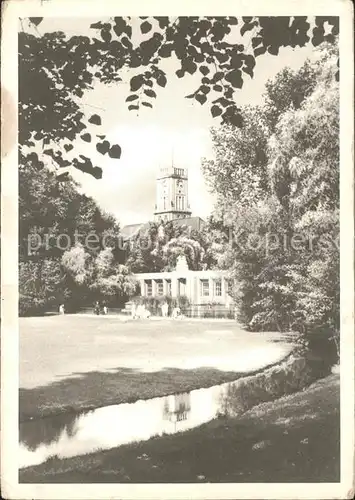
[20,374,340,483]
[20,315,293,420]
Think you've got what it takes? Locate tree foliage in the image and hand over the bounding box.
[19,158,121,315]
[19,16,339,178]
[202,42,339,347]
[124,220,217,272]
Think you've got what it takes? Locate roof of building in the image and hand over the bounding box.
[120,222,149,240]
[171,216,205,232]
[120,216,205,240]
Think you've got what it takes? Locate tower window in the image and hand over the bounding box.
[176,196,184,211]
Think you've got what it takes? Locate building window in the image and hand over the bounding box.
[214,279,222,296]
[156,280,164,296]
[176,195,185,211]
[200,279,210,297]
[146,280,152,296]
[166,280,171,295]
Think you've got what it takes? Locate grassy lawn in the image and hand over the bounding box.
[20,374,339,483]
[20,315,293,420]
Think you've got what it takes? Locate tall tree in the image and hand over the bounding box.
[202,41,339,341]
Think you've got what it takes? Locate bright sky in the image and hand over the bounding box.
[29,17,316,226]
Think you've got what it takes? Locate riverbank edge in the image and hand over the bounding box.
[19,373,340,482]
[20,347,296,423]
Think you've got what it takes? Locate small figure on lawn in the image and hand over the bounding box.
[131,302,137,319]
[172,306,181,319]
[94,301,100,315]
[59,304,65,315]
[102,302,108,315]
[161,301,169,318]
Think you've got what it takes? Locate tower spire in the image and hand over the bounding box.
[171,144,174,167]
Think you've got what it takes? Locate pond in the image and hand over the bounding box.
[19,349,331,470]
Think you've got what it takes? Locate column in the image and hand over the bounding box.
[152,279,157,298]
[163,278,168,296]
[209,277,214,300]
[140,279,145,297]
[221,277,226,302]
[171,278,178,298]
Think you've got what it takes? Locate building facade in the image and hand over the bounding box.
[132,256,235,316]
[154,166,192,222]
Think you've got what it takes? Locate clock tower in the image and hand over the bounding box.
[154,166,192,222]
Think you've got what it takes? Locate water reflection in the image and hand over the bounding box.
[19,353,325,470]
[19,384,230,469]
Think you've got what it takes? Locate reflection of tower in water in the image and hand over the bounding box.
[163,393,191,430]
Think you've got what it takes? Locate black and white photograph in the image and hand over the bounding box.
[1,1,354,498]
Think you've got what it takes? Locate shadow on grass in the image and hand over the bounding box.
[20,366,246,423]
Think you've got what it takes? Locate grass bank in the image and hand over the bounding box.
[20,374,339,483]
[20,366,247,422]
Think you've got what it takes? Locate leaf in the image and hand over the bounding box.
[254,46,266,57]
[211,105,222,117]
[108,144,122,159]
[96,135,105,139]
[29,17,43,26]
[213,84,223,91]
[56,172,70,182]
[88,114,102,126]
[93,167,103,179]
[213,71,224,82]
[80,133,91,143]
[96,141,110,155]
[156,73,167,87]
[128,104,139,111]
[130,75,144,92]
[252,37,263,48]
[43,149,54,156]
[240,22,254,36]
[268,45,279,56]
[199,65,210,76]
[200,85,210,94]
[121,36,133,49]
[142,102,153,108]
[90,21,105,29]
[159,44,173,58]
[225,69,243,88]
[101,29,112,43]
[140,21,152,34]
[195,93,207,105]
[144,89,157,98]
[228,113,243,127]
[126,94,139,102]
[184,60,197,75]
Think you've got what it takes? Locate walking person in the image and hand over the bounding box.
[94,301,100,315]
